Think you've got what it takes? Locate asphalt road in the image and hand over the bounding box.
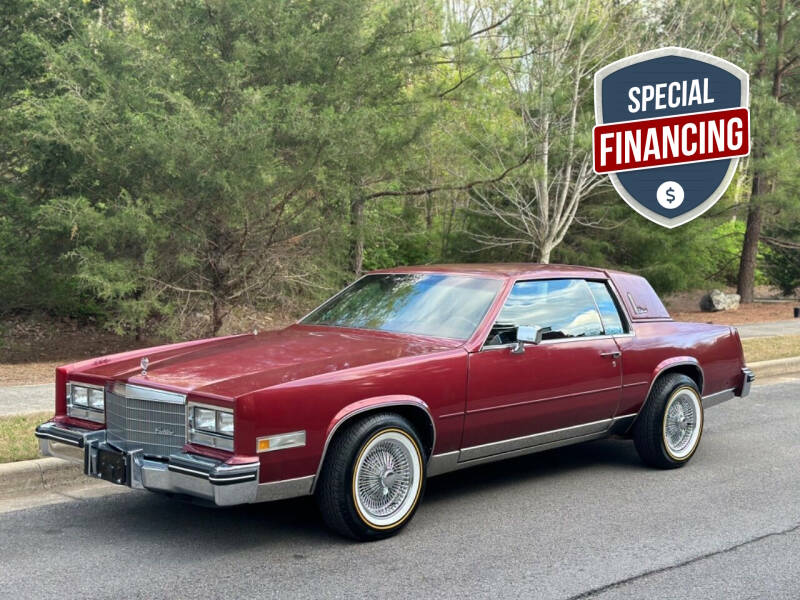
[1,384,53,416]
[1,379,798,599]
[735,319,800,339]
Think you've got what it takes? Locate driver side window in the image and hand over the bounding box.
[486,279,605,346]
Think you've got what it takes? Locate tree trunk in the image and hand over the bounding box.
[211,296,225,336]
[737,201,762,303]
[350,198,365,277]
[538,242,552,264]
[736,0,768,304]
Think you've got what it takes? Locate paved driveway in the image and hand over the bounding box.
[0,379,798,599]
[735,319,800,339]
[0,384,53,416]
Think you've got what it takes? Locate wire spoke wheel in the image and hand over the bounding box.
[353,429,422,529]
[662,387,703,460]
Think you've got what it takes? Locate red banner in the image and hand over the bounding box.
[593,107,749,174]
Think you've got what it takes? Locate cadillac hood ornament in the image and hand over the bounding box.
[140,357,149,377]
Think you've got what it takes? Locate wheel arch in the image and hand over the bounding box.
[311,395,436,493]
[649,357,705,395]
[628,358,704,432]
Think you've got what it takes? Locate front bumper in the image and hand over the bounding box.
[35,421,259,506]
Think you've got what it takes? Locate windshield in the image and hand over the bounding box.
[302,273,503,340]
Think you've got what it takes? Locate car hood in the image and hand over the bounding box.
[77,325,462,398]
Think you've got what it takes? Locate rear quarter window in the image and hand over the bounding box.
[587,281,627,334]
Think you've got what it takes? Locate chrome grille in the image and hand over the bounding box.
[106,388,186,457]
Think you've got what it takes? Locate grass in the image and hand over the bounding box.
[0,412,50,464]
[742,335,800,363]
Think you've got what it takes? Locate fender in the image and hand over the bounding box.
[649,356,704,395]
[311,395,436,492]
[623,357,704,434]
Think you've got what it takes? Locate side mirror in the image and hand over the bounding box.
[511,325,551,354]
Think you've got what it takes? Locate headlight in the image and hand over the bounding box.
[194,407,216,432]
[67,382,105,424]
[188,404,234,451]
[88,388,105,410]
[216,411,234,436]
[72,386,89,406]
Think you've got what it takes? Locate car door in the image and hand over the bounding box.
[461,278,624,455]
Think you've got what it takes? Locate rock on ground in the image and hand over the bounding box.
[701,289,741,312]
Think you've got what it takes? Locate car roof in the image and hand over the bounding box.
[368,263,611,280]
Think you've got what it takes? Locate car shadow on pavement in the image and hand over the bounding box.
[17,438,643,550]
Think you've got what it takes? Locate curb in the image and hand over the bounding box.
[0,457,93,498]
[749,356,800,380]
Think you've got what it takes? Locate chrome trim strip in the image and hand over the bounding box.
[36,430,83,447]
[702,387,736,408]
[427,414,634,476]
[428,431,610,475]
[208,474,257,484]
[607,413,637,435]
[111,382,186,404]
[214,462,261,473]
[310,401,436,493]
[459,417,613,461]
[255,475,315,502]
[167,464,209,478]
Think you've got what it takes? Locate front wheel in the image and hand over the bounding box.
[316,413,426,541]
[633,373,704,469]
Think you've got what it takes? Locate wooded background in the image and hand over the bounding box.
[1,0,799,337]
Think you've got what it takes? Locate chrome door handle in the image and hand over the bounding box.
[600,351,621,358]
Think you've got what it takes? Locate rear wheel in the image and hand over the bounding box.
[633,373,703,469]
[316,413,426,541]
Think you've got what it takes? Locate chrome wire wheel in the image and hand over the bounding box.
[353,429,422,529]
[662,387,703,460]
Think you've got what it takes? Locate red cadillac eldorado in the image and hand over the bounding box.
[36,264,753,540]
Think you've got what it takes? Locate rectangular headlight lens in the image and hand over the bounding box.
[217,411,234,436]
[88,388,104,410]
[194,407,216,432]
[72,386,89,406]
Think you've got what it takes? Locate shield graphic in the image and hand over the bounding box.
[594,47,749,228]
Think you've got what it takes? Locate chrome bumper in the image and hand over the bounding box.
[35,421,263,506]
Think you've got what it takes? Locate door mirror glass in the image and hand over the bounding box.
[512,325,552,353]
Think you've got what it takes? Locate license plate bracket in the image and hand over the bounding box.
[97,447,127,485]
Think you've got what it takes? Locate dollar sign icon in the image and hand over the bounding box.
[657,181,684,210]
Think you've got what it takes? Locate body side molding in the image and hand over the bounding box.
[427,413,636,477]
